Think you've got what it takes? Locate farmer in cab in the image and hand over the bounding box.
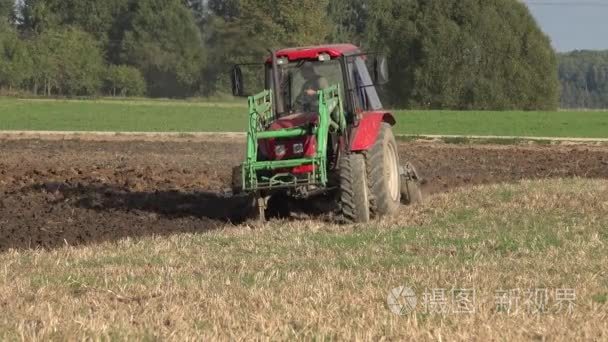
[296,62,329,112]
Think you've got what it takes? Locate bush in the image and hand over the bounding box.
[105,65,147,97]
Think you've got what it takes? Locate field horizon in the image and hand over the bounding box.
[1,97,608,138]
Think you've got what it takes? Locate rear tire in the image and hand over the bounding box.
[339,153,371,223]
[367,123,401,217]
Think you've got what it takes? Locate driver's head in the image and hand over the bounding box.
[301,62,317,79]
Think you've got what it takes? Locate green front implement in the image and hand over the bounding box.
[242,85,346,192]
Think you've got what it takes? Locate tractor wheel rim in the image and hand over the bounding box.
[386,142,399,202]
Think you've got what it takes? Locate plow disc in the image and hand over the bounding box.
[400,162,424,205]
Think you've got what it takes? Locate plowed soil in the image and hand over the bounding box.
[1,137,608,251]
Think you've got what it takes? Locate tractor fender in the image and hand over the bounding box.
[349,112,396,151]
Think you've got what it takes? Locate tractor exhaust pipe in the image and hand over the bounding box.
[269,49,285,116]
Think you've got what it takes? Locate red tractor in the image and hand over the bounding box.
[231,44,422,222]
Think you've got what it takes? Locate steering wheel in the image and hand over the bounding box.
[294,90,319,113]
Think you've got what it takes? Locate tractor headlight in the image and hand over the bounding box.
[274,144,286,157]
[293,143,304,154]
[318,53,331,62]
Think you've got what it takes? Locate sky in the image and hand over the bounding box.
[524,0,608,52]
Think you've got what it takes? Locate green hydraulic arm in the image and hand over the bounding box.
[242,85,345,192]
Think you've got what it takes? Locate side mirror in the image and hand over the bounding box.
[231,65,246,97]
[373,55,389,85]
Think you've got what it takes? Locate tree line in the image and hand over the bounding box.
[1,0,560,110]
[558,50,608,109]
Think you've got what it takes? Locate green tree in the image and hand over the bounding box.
[0,0,13,24]
[122,0,204,97]
[198,0,330,95]
[367,0,559,110]
[18,0,59,34]
[56,28,105,95]
[19,0,130,64]
[105,65,147,97]
[558,50,608,108]
[28,30,57,95]
[29,28,104,96]
[187,0,240,23]
[0,27,33,91]
[239,0,330,48]
[327,0,368,45]
[208,0,240,20]
[10,0,561,107]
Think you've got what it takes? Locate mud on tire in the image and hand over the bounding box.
[339,153,371,223]
[367,123,401,217]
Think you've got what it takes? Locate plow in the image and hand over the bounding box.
[230,44,423,222]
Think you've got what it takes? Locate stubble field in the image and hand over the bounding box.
[0,135,607,339]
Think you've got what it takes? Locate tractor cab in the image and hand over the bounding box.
[234,44,388,121]
[230,44,421,222]
[264,48,386,132]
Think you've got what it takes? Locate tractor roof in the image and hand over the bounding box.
[274,44,360,61]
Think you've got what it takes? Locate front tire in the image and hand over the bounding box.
[367,123,401,217]
[339,153,371,223]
